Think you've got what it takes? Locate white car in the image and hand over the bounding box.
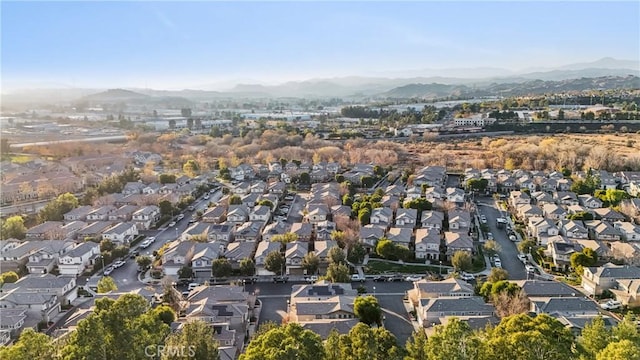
[139,240,152,249]
[112,260,126,268]
[187,283,200,291]
[203,195,210,200]
[351,274,365,282]
[168,221,176,227]
[405,275,423,282]
[305,275,319,283]
[494,259,502,268]
[177,214,185,220]
[509,234,517,241]
[517,254,527,263]
[600,300,622,310]
[525,264,536,273]
[487,232,494,240]
[103,266,114,276]
[460,272,475,281]
[147,237,156,243]
[480,215,487,224]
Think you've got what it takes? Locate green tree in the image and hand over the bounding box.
[580,316,613,360]
[405,330,428,360]
[467,178,488,192]
[38,192,79,222]
[264,251,285,275]
[596,340,640,360]
[483,240,501,257]
[518,240,537,254]
[299,172,311,185]
[152,304,176,325]
[404,197,432,211]
[424,317,483,360]
[1,271,19,284]
[211,258,232,277]
[326,262,350,283]
[0,328,56,360]
[159,174,177,184]
[354,295,382,326]
[240,323,325,360]
[182,159,200,177]
[178,265,193,279]
[162,320,219,360]
[348,243,366,264]
[487,267,509,283]
[240,258,256,276]
[451,251,472,272]
[360,175,375,188]
[485,313,576,360]
[611,315,640,344]
[272,232,298,244]
[1,215,27,239]
[328,246,346,265]
[229,194,242,205]
[257,199,274,210]
[358,208,371,226]
[136,255,153,270]
[342,194,353,206]
[376,238,396,260]
[97,276,118,293]
[325,328,341,360]
[302,252,320,275]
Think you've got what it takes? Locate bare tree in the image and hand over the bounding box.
[494,290,530,318]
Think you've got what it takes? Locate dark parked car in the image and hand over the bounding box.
[129,250,140,259]
[373,275,389,282]
[241,277,258,284]
[273,276,289,283]
[387,275,404,282]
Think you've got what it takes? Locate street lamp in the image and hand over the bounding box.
[439,261,442,276]
[373,286,376,297]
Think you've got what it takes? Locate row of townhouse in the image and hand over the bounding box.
[360,208,474,261]
[582,263,640,307]
[0,273,79,343]
[62,204,161,230]
[227,161,342,183]
[25,219,140,244]
[0,239,101,276]
[409,277,615,335]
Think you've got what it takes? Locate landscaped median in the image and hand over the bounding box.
[364,258,451,275]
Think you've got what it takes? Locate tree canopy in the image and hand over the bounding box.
[1,215,27,240]
[354,295,382,326]
[240,323,325,360]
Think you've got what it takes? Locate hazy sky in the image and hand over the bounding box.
[2,1,639,89]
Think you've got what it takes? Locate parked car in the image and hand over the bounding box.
[405,275,423,282]
[103,266,114,276]
[112,260,126,268]
[351,274,365,282]
[494,259,502,268]
[241,277,258,284]
[129,250,140,259]
[509,234,517,241]
[373,275,388,282]
[487,232,494,240]
[273,276,289,283]
[139,240,152,249]
[177,214,185,221]
[187,205,195,211]
[460,272,475,281]
[525,264,536,273]
[187,283,200,291]
[203,195,210,200]
[600,300,622,310]
[517,254,527,263]
[305,275,319,283]
[284,195,294,201]
[147,236,156,243]
[168,221,176,227]
[387,275,404,282]
[480,215,487,224]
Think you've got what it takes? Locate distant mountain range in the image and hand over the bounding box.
[1,58,638,107]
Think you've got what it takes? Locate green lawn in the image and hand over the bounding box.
[365,260,446,275]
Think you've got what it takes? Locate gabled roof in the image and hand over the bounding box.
[515,280,579,298]
[2,273,75,291]
[285,241,308,258]
[585,263,640,279]
[385,227,412,244]
[314,241,339,258]
[225,242,256,261]
[415,228,440,245]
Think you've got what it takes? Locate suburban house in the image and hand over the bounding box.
[547,237,581,270]
[559,219,589,239]
[610,242,640,266]
[0,240,74,273]
[448,209,471,230]
[234,221,265,242]
[444,231,473,258]
[254,241,282,275]
[421,211,444,230]
[370,207,394,227]
[610,279,640,307]
[224,242,257,270]
[414,228,441,260]
[528,218,559,245]
[290,222,313,242]
[131,205,160,230]
[593,208,627,223]
[285,241,308,275]
[543,204,567,221]
[385,227,413,247]
[101,222,138,245]
[315,220,336,241]
[359,225,385,250]
[26,239,78,274]
[554,192,579,206]
[509,191,531,208]
[58,242,100,276]
[0,274,77,306]
[249,205,271,222]
[395,208,418,228]
[445,187,465,204]
[262,221,290,242]
[314,240,339,264]
[306,204,330,224]
[25,221,64,240]
[614,221,640,241]
[584,220,622,241]
[86,205,117,221]
[63,205,94,222]
[202,205,226,223]
[162,241,220,278]
[227,205,250,225]
[578,195,603,209]
[582,263,640,296]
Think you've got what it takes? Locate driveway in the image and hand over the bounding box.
[476,197,527,280]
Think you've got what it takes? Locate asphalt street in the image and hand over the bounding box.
[476,197,527,280]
